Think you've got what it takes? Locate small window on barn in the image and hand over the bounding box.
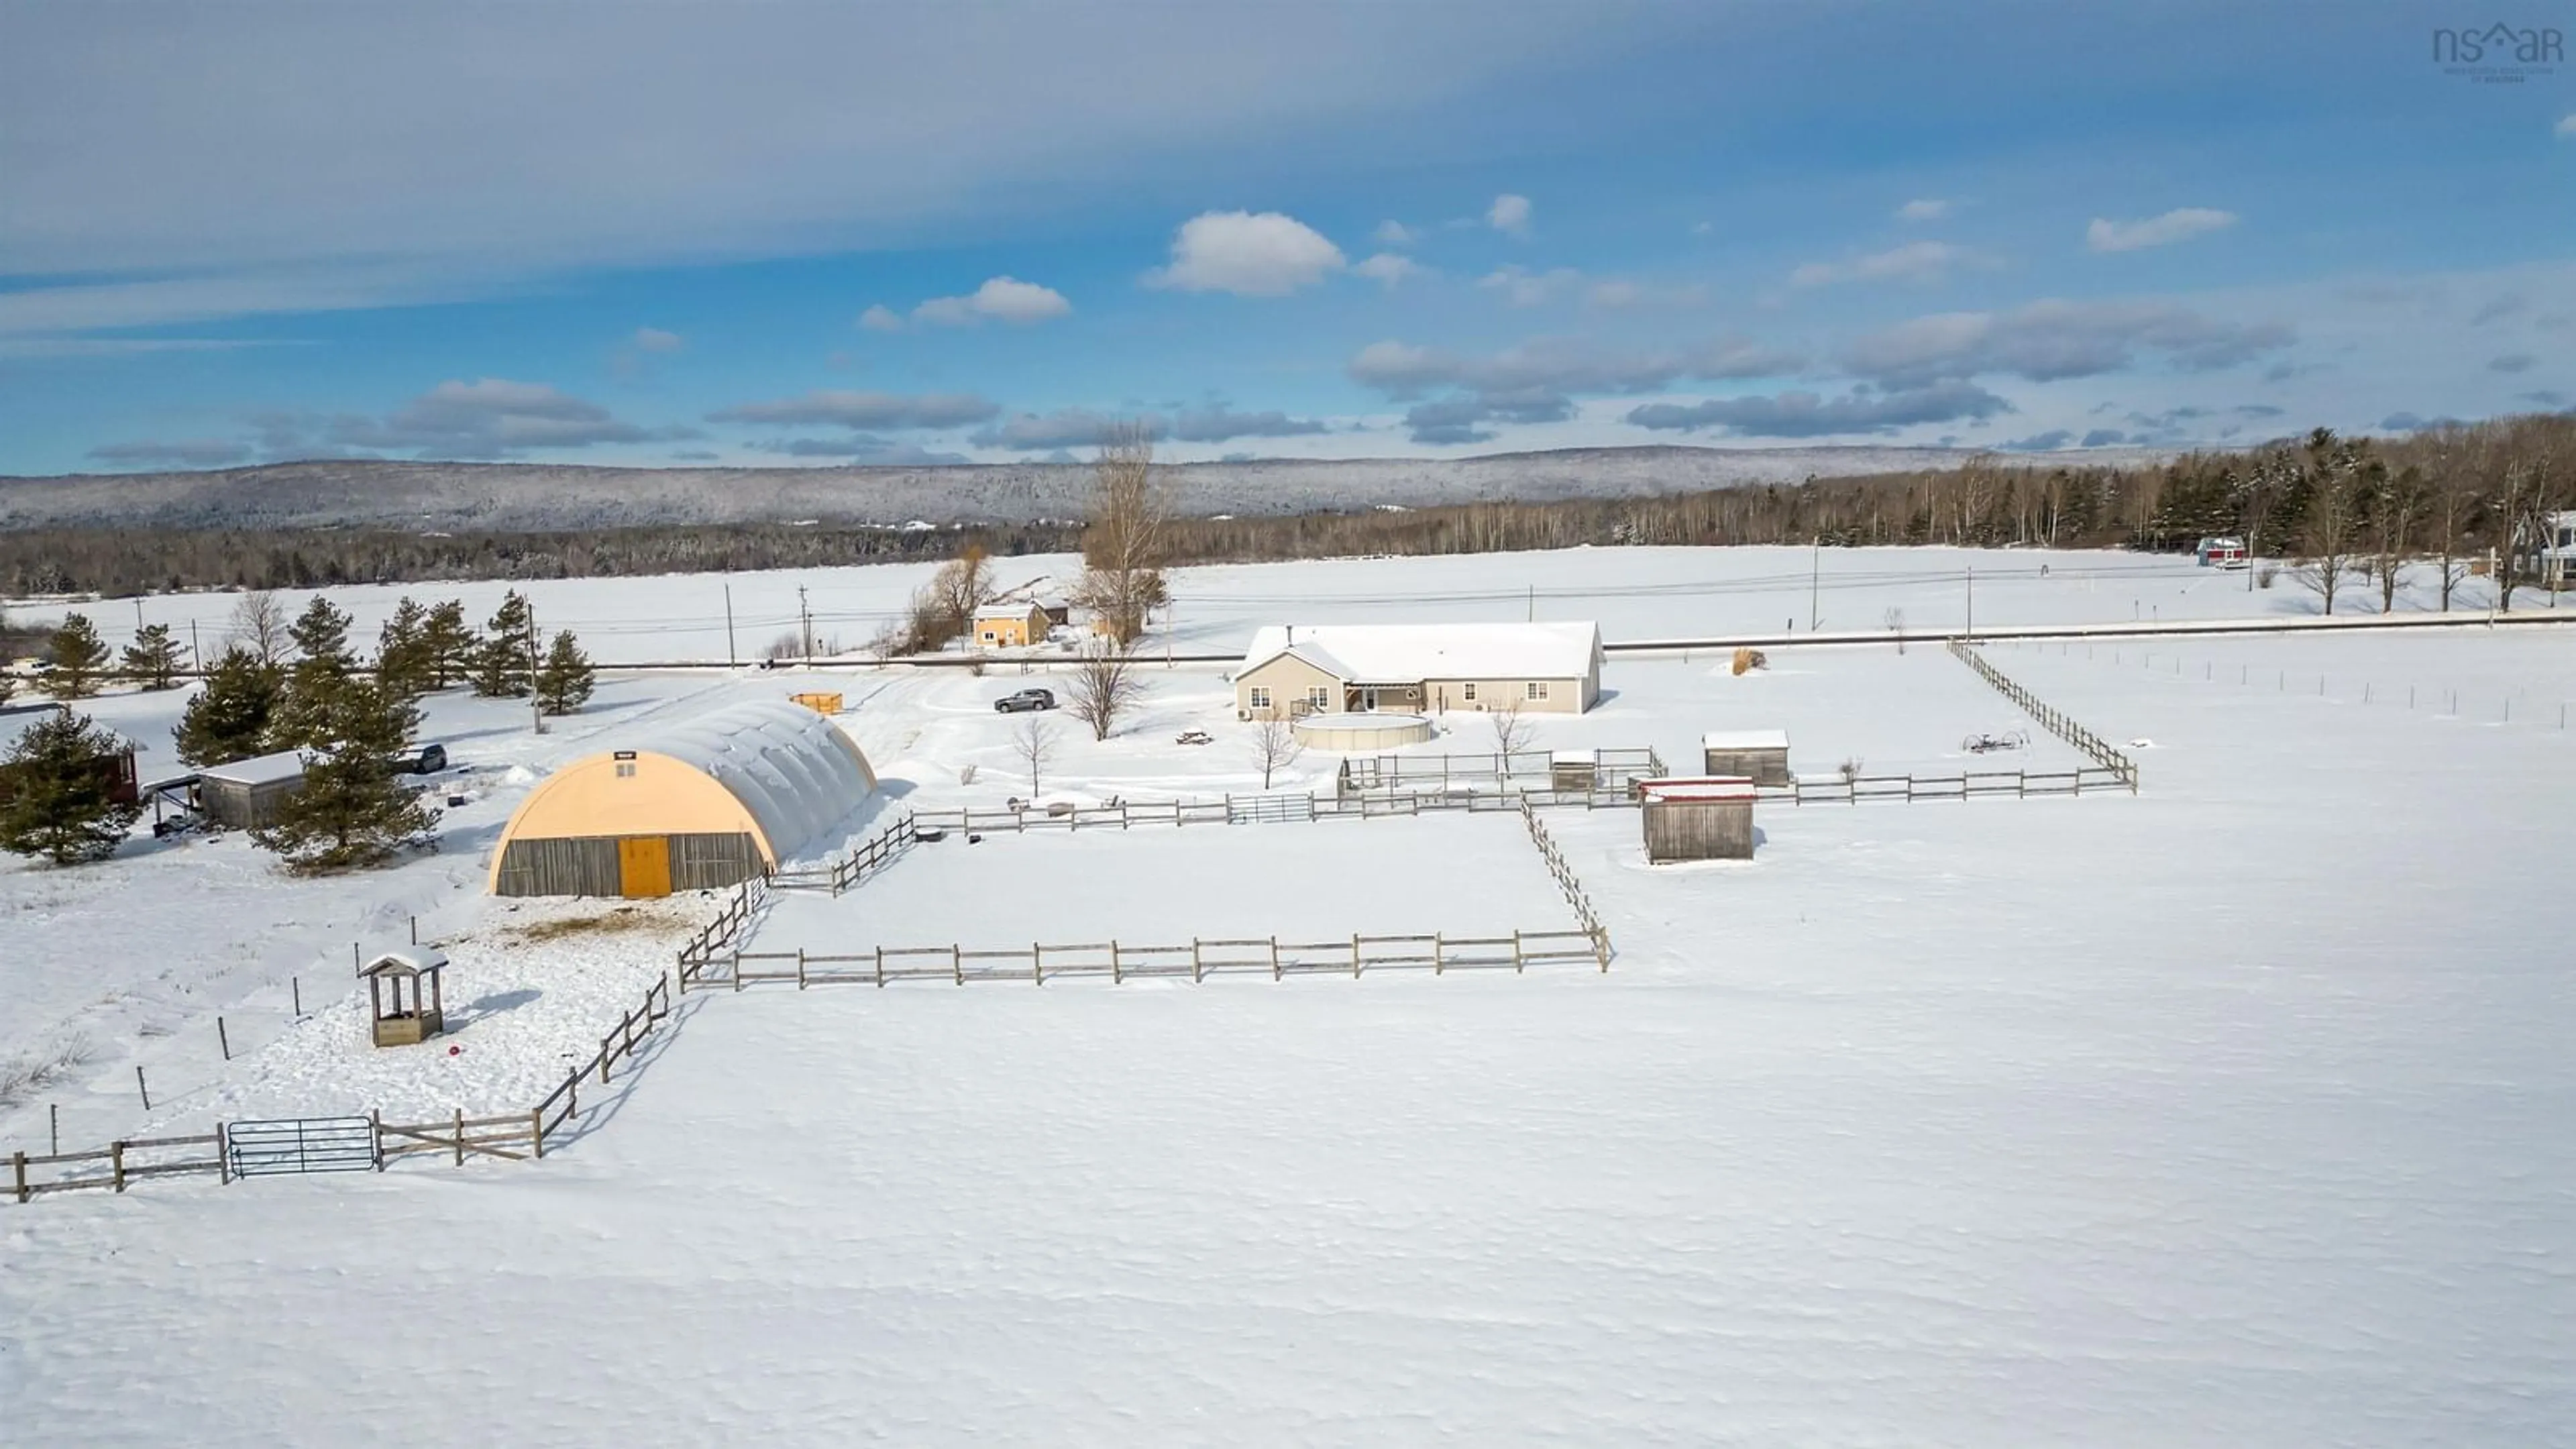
[1249,686,1271,709]
[615,761,636,779]
[1462,682,1477,702]
[1526,680,1548,700]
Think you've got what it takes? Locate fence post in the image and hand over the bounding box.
[600,1034,613,1085]
[1351,932,1362,978]
[216,1124,230,1185]
[12,1150,25,1204]
[875,945,886,989]
[1434,932,1445,975]
[453,1108,466,1167]
[531,1107,546,1161]
[1270,936,1281,982]
[732,951,743,993]
[1513,929,1525,974]
[954,943,965,985]
[136,1065,150,1111]
[797,949,808,990]
[371,1109,385,1169]
[218,1015,231,1061]
[1192,938,1203,983]
[112,1141,126,1193]
[1111,940,1122,985]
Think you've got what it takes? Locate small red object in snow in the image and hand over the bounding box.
[448,1044,462,1057]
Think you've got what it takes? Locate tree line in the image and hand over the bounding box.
[0,588,596,873]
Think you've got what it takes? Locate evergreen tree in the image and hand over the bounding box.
[120,621,186,690]
[268,596,360,751]
[534,629,596,715]
[421,600,474,689]
[250,680,439,873]
[173,647,282,767]
[37,612,110,700]
[0,710,142,865]
[470,590,537,698]
[374,596,438,701]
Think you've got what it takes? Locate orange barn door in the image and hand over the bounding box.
[616,836,672,898]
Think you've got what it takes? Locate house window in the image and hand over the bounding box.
[981,630,998,643]
[1462,682,1477,702]
[1249,686,1271,710]
[1525,680,1548,700]
[1308,686,1331,710]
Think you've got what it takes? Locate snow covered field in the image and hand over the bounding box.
[13,543,2568,667]
[4,548,2574,1444]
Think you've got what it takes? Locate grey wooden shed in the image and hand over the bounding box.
[1640,777,1757,863]
[1700,729,1790,788]
[196,749,307,828]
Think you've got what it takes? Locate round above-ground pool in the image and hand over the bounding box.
[1291,712,1434,751]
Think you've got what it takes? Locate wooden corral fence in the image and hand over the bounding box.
[692,927,1607,991]
[1949,639,2141,791]
[769,810,919,897]
[1517,802,1612,966]
[676,876,768,989]
[12,971,678,1205]
[1756,765,2132,805]
[1338,746,1666,795]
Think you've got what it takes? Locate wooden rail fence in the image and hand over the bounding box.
[1518,802,1612,967]
[688,926,1607,991]
[12,971,678,1205]
[1756,765,2130,805]
[1949,638,2141,791]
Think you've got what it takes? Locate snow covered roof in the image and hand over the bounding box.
[1235,621,1600,683]
[200,749,308,787]
[1701,730,1790,751]
[363,947,449,975]
[1641,776,1758,802]
[627,698,876,861]
[975,602,1044,622]
[0,702,68,755]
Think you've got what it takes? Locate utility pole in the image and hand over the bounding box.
[189,619,201,670]
[1527,584,1535,623]
[798,585,813,661]
[1809,535,1820,631]
[724,584,738,667]
[527,606,545,735]
[1965,565,1974,640]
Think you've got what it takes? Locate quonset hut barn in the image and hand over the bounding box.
[488,698,876,898]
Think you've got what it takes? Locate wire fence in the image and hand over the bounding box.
[1948,638,2140,790]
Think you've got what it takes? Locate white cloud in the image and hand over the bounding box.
[1487,193,1532,235]
[1478,264,1583,306]
[708,390,1002,429]
[2086,207,2238,253]
[291,378,698,457]
[1789,240,1972,288]
[912,276,1072,325]
[1843,299,2293,384]
[1373,220,1418,246]
[629,325,683,353]
[2558,113,2576,138]
[1588,278,1709,310]
[1354,253,1426,288]
[857,305,905,332]
[1896,198,1951,221]
[1144,211,1346,296]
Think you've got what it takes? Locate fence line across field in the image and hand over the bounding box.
[689,926,1607,993]
[2024,638,2576,733]
[1949,637,2141,791]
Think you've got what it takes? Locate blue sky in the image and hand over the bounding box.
[1,0,2569,474]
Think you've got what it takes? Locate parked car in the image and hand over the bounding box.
[392,743,449,774]
[993,688,1056,713]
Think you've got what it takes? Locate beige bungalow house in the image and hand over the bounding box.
[1232,621,1603,720]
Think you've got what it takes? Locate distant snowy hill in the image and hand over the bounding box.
[0,445,2172,533]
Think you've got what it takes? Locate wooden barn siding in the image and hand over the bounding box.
[494,832,761,897]
[1701,747,1790,788]
[1643,798,1754,861]
[199,776,303,829]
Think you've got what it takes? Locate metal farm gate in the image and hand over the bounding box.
[225,1116,379,1177]
[1228,793,1316,824]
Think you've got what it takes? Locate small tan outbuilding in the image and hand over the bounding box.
[488,699,876,898]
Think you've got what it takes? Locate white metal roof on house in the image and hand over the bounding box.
[1701,729,1790,751]
[631,697,877,861]
[199,749,308,787]
[1235,622,1601,684]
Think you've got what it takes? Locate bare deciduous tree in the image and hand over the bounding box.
[900,543,994,653]
[1250,714,1303,789]
[1069,424,1168,648]
[2292,431,2371,614]
[1012,714,1059,796]
[2367,465,2426,613]
[1882,605,1907,654]
[1488,697,1534,759]
[230,589,286,663]
[1065,649,1142,741]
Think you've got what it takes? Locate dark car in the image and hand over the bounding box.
[994,688,1057,713]
[393,743,449,774]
